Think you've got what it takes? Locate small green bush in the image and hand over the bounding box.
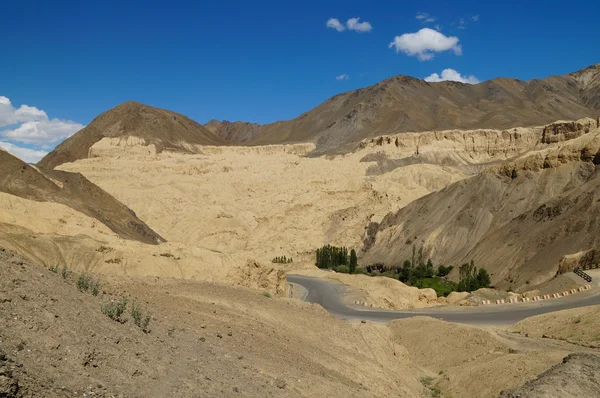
[334,265,350,274]
[49,264,59,273]
[262,291,272,298]
[101,298,128,322]
[131,301,151,332]
[131,301,142,325]
[421,377,433,386]
[77,273,90,292]
[61,266,69,279]
[91,281,101,297]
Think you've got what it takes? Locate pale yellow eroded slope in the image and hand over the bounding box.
[56,136,521,263]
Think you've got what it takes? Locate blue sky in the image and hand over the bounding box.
[2,0,599,162]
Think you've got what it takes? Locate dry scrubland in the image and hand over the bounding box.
[2,248,599,398]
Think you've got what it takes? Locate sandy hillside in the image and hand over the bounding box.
[0,192,287,295]
[363,120,600,290]
[57,125,542,264]
[0,247,424,397]
[388,317,600,398]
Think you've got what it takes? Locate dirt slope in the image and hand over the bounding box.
[0,150,164,245]
[0,247,424,397]
[37,101,226,170]
[362,121,600,290]
[499,353,600,398]
[244,64,600,154]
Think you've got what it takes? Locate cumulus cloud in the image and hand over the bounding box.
[0,141,48,163]
[424,68,480,84]
[389,28,462,61]
[1,119,84,144]
[0,96,48,127]
[326,18,345,32]
[0,96,84,144]
[416,13,436,23]
[0,95,85,163]
[336,74,349,81]
[346,17,372,32]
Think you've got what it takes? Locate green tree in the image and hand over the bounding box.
[349,249,357,274]
[476,268,491,288]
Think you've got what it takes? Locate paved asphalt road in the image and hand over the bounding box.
[288,274,600,325]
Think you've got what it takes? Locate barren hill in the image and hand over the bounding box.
[204,119,262,143]
[239,64,600,154]
[37,101,227,170]
[0,149,164,245]
[361,119,600,290]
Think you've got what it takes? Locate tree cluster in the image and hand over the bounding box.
[315,245,349,269]
[456,260,491,292]
[272,256,293,264]
[315,245,358,274]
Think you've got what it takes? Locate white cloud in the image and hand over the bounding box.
[471,15,479,22]
[389,28,462,61]
[336,74,349,81]
[0,141,48,163]
[327,17,372,33]
[346,17,372,32]
[424,68,480,84]
[1,119,84,144]
[0,95,85,163]
[458,18,466,29]
[434,24,442,31]
[0,96,48,127]
[0,95,84,144]
[416,13,436,23]
[326,18,345,32]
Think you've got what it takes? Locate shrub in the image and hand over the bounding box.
[61,266,69,279]
[77,273,90,292]
[91,281,101,297]
[141,315,151,332]
[131,301,143,325]
[262,291,272,298]
[420,376,433,386]
[49,264,59,273]
[334,265,350,274]
[101,298,128,322]
[131,301,151,332]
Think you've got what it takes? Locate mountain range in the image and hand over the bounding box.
[37,63,600,169]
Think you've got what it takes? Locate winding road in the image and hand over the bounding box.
[288,274,600,325]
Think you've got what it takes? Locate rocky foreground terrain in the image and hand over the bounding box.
[2,247,600,398]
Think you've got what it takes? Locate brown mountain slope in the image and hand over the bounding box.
[361,121,600,290]
[0,149,164,244]
[37,101,226,170]
[243,64,600,154]
[204,119,262,143]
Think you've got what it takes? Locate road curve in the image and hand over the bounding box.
[288,274,600,325]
